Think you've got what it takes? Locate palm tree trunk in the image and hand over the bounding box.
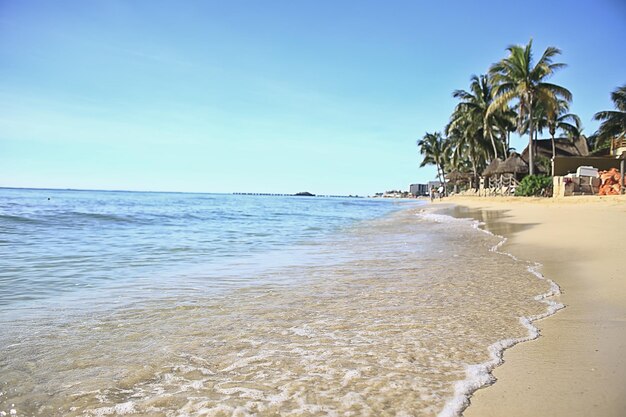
[440,166,448,194]
[528,99,535,176]
[504,130,511,156]
[470,150,479,191]
[550,132,556,176]
[436,164,445,191]
[489,133,499,160]
[472,163,479,191]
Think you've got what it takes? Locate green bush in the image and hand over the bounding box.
[515,175,552,197]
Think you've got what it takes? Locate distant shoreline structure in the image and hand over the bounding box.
[232,192,364,198]
[0,187,364,198]
[1,187,422,200]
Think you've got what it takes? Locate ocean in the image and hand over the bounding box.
[0,188,561,417]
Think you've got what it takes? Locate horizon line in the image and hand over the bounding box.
[0,186,369,198]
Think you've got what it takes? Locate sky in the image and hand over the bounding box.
[1,0,625,195]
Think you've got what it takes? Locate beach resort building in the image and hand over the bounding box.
[410,183,429,197]
[473,135,625,197]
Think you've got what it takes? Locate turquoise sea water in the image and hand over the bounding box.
[0,188,558,417]
[0,188,404,316]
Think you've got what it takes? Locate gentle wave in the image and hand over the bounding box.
[0,189,559,416]
[0,189,408,311]
[62,211,139,223]
[0,213,42,224]
[419,210,564,417]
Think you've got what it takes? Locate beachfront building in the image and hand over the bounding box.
[611,135,626,158]
[520,136,590,175]
[427,180,442,190]
[515,136,625,197]
[521,136,590,161]
[409,183,429,197]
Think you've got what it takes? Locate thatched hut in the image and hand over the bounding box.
[446,170,471,182]
[480,158,502,194]
[482,158,502,177]
[491,152,528,195]
[446,170,474,192]
[480,153,528,196]
[495,152,529,176]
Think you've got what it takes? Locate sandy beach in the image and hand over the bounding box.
[436,195,626,417]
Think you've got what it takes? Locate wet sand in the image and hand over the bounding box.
[438,195,626,417]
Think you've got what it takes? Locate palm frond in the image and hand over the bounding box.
[593,110,626,122]
[539,82,572,101]
[487,90,516,116]
[610,84,626,112]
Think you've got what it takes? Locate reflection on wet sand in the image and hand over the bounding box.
[437,204,538,238]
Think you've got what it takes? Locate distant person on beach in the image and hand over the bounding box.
[437,185,444,199]
[429,187,435,202]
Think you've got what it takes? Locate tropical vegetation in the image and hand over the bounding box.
[417,132,450,192]
[487,40,572,175]
[514,175,552,197]
[417,39,623,194]
[593,84,626,152]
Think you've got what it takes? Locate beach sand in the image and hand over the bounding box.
[436,195,626,417]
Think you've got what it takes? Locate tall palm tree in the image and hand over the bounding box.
[530,99,582,161]
[446,117,490,189]
[593,84,626,152]
[417,132,450,191]
[488,39,572,175]
[451,74,505,160]
[496,106,518,155]
[547,100,582,160]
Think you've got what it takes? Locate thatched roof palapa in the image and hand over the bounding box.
[482,158,502,177]
[495,152,529,175]
[446,170,473,182]
[521,136,590,162]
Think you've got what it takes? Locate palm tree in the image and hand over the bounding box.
[531,99,583,162]
[496,106,518,156]
[547,100,582,159]
[417,132,450,191]
[446,117,490,189]
[593,84,626,152]
[488,39,572,175]
[451,74,505,160]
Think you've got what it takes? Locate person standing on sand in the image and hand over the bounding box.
[430,187,435,202]
[437,185,444,199]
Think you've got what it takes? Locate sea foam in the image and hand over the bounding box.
[416,209,565,417]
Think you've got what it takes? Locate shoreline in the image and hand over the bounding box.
[436,195,626,417]
[432,210,565,417]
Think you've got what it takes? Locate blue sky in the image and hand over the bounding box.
[1,0,625,195]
